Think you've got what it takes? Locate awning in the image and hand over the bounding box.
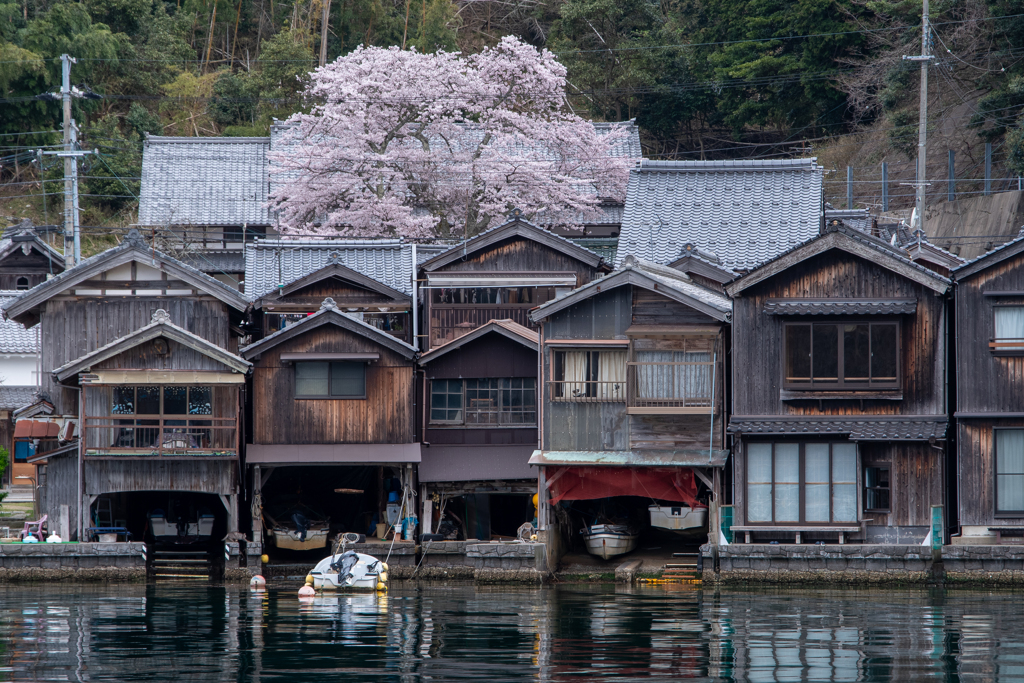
[246,443,421,465]
[763,298,918,316]
[418,445,536,483]
[27,441,78,464]
[424,272,578,288]
[728,416,947,441]
[81,370,245,385]
[529,449,729,468]
[545,466,702,506]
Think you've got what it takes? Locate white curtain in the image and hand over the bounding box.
[747,444,773,522]
[635,351,711,403]
[774,444,800,522]
[597,351,626,400]
[804,444,830,522]
[562,351,587,398]
[998,430,1024,512]
[995,307,1024,340]
[831,443,858,522]
[636,351,673,399]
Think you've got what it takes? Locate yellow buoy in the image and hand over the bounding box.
[305,574,314,585]
[381,562,389,572]
[532,493,539,508]
[376,582,386,591]
[260,554,269,564]
[378,572,388,583]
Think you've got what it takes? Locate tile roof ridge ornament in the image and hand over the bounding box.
[507,208,523,220]
[320,297,338,311]
[151,309,172,325]
[123,228,148,250]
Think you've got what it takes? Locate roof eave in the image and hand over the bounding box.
[953,235,1024,280]
[418,321,538,364]
[240,308,417,360]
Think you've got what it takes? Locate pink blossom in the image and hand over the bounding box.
[268,37,632,239]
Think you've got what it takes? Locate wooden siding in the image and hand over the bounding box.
[630,414,722,450]
[423,332,538,447]
[732,249,947,417]
[956,249,1024,413]
[0,248,60,290]
[270,280,405,308]
[632,287,720,326]
[957,419,1024,527]
[251,325,414,444]
[41,453,79,538]
[84,459,237,495]
[543,287,632,340]
[41,298,233,414]
[436,235,602,283]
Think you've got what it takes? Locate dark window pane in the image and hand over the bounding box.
[843,324,870,382]
[812,325,838,381]
[330,362,365,397]
[113,387,135,415]
[870,324,898,381]
[295,362,329,397]
[785,325,811,383]
[188,387,212,415]
[163,386,188,415]
[136,386,160,415]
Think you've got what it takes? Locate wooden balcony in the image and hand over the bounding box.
[83,415,239,459]
[429,305,536,348]
[627,360,716,414]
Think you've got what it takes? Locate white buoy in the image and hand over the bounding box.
[250,575,266,590]
[298,585,316,597]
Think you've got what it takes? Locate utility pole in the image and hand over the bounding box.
[903,0,934,232]
[61,54,76,269]
[319,0,331,67]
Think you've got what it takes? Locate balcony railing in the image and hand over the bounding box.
[627,360,715,413]
[548,380,626,403]
[84,415,238,458]
[429,304,535,348]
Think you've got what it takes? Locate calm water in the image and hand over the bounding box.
[1,583,1023,681]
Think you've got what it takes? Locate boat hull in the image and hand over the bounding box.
[310,552,383,591]
[649,506,708,534]
[583,525,639,560]
[149,514,214,543]
[269,527,330,551]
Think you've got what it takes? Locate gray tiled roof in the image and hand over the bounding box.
[616,158,823,271]
[729,416,947,441]
[0,291,39,353]
[245,240,449,298]
[0,386,38,411]
[763,298,918,316]
[139,136,271,227]
[824,207,870,233]
[181,250,246,275]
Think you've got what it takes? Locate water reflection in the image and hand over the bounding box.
[3,584,1024,680]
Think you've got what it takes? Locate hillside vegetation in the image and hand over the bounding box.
[1,0,1023,232]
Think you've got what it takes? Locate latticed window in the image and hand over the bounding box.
[430,378,536,425]
[746,442,858,525]
[784,322,899,389]
[551,350,626,401]
[628,336,717,412]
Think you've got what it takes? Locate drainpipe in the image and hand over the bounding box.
[411,243,418,351]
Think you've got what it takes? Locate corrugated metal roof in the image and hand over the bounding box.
[529,449,729,468]
[244,239,448,298]
[616,158,823,271]
[728,416,947,441]
[0,291,39,353]
[763,298,918,316]
[139,136,271,227]
[419,445,536,482]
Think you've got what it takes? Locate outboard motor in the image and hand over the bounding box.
[329,550,360,585]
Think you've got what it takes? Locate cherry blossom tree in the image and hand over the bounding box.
[268,36,633,238]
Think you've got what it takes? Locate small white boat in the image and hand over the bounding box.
[582,524,638,560]
[649,505,708,533]
[310,551,386,591]
[149,510,215,543]
[268,525,330,551]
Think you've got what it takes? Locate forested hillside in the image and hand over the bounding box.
[1,0,1024,230]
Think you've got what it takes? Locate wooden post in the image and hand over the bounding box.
[58,504,70,541]
[420,484,432,535]
[252,465,262,544]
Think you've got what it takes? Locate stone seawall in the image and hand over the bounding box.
[0,542,147,582]
[706,544,1024,585]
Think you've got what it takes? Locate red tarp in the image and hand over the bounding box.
[547,466,703,508]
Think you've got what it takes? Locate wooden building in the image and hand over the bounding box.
[3,229,251,540]
[240,297,419,551]
[529,257,732,564]
[0,227,65,290]
[249,254,413,344]
[417,319,539,540]
[418,211,610,350]
[951,231,1024,544]
[725,221,950,545]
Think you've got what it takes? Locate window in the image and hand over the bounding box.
[294,362,366,398]
[746,442,858,524]
[429,378,536,425]
[630,337,716,410]
[994,306,1024,343]
[15,277,29,291]
[784,322,899,389]
[552,350,626,401]
[266,313,310,335]
[996,429,1024,514]
[864,464,891,512]
[110,385,212,448]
